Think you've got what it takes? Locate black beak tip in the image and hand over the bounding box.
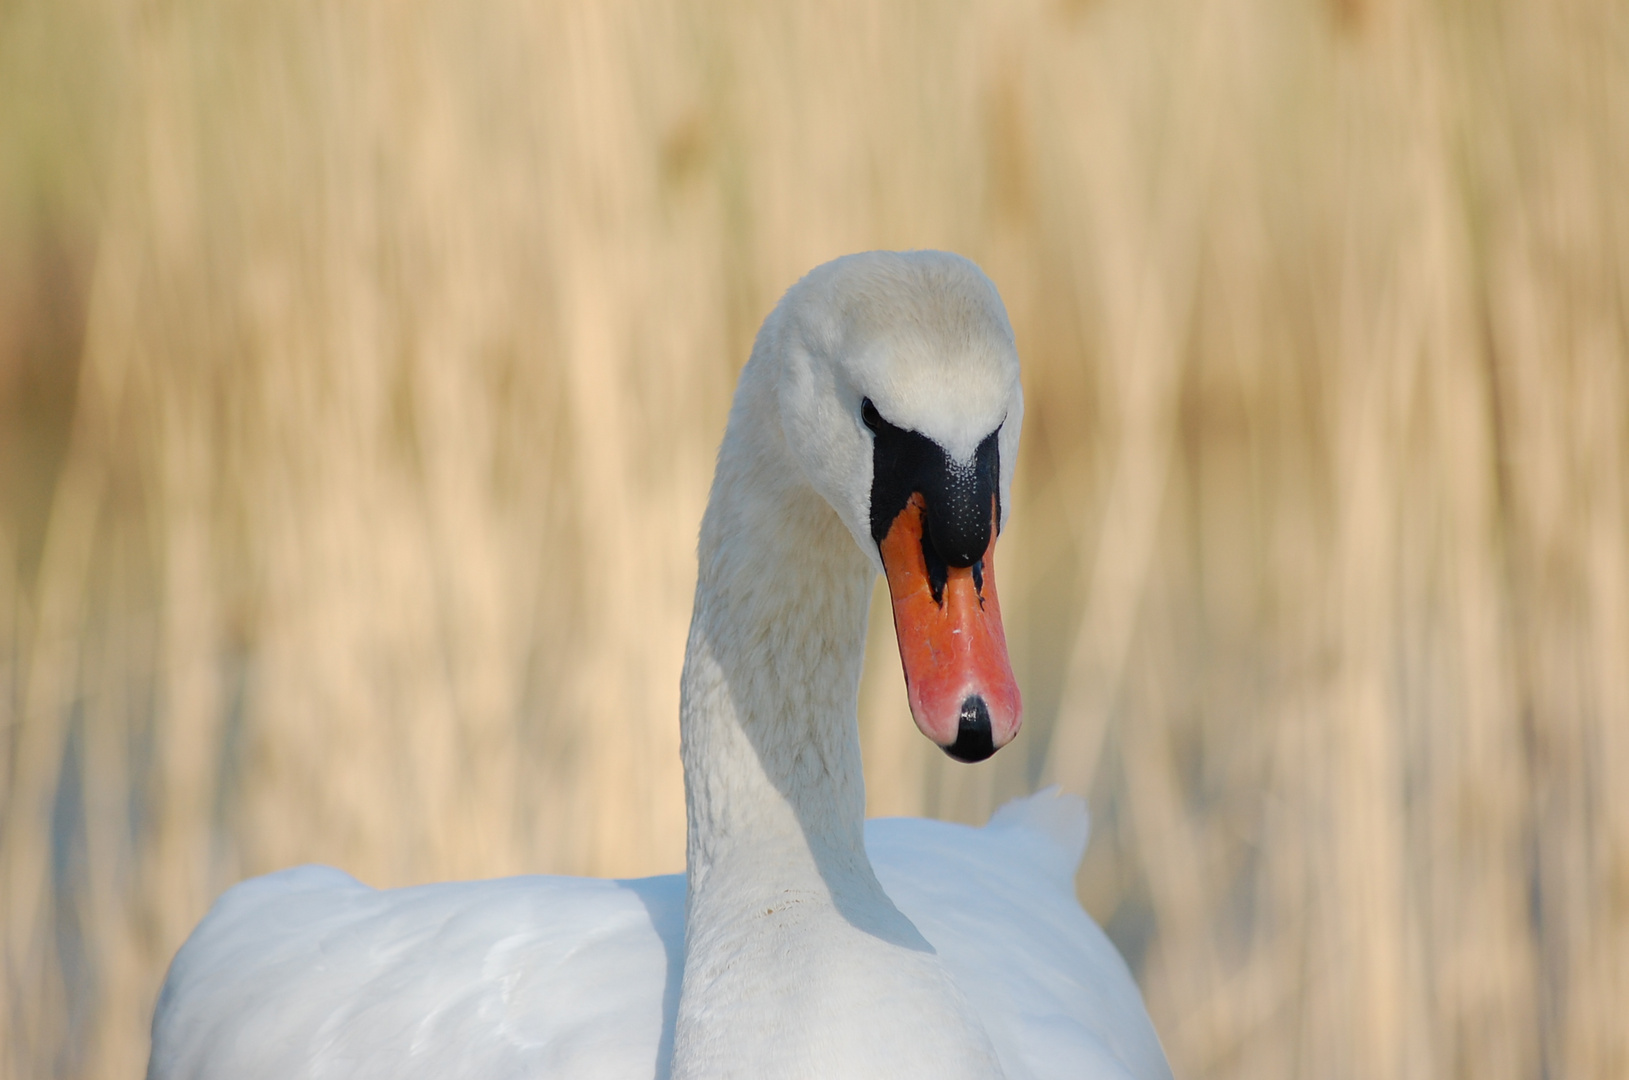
[942,695,997,763]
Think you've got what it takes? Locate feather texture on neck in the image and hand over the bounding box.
[670,301,1005,1080]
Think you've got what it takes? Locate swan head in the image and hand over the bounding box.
[768,250,1023,761]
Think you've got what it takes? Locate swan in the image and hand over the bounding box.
[147,250,1173,1080]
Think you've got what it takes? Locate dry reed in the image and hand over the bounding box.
[2,0,1625,1077]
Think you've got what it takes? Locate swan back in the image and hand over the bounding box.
[871,792,1174,1080]
[150,793,1168,1080]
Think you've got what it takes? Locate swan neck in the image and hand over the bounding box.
[668,294,1010,1080]
[678,392,876,888]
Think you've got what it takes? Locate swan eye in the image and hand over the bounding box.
[861,398,883,432]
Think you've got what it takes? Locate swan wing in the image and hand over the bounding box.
[867,789,1173,1080]
[148,866,684,1080]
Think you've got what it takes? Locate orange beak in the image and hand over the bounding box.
[878,494,1021,762]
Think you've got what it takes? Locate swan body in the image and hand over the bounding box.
[149,793,1167,1080]
[149,251,1172,1079]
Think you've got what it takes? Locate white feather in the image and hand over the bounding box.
[151,793,1167,1080]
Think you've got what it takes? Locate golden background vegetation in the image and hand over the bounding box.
[2,0,1626,1076]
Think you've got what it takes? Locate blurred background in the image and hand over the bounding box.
[2,0,1625,1076]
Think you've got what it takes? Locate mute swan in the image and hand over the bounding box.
[148,251,1172,1080]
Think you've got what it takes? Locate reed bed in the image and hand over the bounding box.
[2,0,1625,1076]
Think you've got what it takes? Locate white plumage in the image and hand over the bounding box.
[149,250,1172,1079]
[151,793,1167,1080]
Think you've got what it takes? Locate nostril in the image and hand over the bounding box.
[943,695,996,763]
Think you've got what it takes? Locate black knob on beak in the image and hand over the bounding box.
[864,397,1002,563]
